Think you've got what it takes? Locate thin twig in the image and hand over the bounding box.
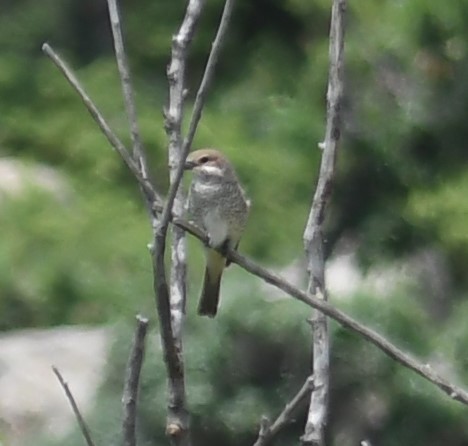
[302,0,348,444]
[41,43,161,207]
[183,0,237,155]
[122,315,149,446]
[253,376,315,446]
[41,44,133,175]
[106,0,150,179]
[43,29,468,409]
[52,366,96,446]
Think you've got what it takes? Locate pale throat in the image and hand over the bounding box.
[193,165,225,193]
[198,164,224,178]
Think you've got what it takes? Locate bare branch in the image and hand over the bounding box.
[163,0,205,347]
[151,0,237,442]
[164,0,237,346]
[52,366,96,446]
[254,376,315,446]
[183,0,237,155]
[229,254,468,406]
[170,216,468,406]
[106,0,150,180]
[302,0,347,444]
[41,43,161,207]
[122,315,149,446]
[151,1,207,444]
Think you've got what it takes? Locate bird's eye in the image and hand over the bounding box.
[199,156,209,164]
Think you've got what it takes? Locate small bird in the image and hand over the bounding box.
[184,148,250,317]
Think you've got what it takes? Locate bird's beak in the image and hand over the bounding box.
[184,160,197,170]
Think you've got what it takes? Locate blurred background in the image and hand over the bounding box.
[1,0,468,445]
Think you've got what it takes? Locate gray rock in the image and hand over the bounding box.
[0,326,110,446]
[0,158,70,201]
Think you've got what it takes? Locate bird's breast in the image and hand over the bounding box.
[188,178,248,247]
[203,208,229,248]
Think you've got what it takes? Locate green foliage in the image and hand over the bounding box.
[0,186,154,329]
[3,0,468,444]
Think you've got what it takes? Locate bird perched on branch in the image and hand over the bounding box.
[184,148,250,317]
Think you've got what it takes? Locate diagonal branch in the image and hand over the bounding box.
[173,217,468,406]
[52,366,96,446]
[302,0,347,444]
[122,315,149,446]
[253,376,315,446]
[41,43,161,207]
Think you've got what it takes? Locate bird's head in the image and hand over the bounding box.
[184,149,236,181]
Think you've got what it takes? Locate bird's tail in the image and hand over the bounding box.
[198,249,225,317]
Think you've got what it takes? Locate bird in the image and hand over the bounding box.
[184,148,250,317]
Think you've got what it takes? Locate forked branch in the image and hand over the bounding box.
[254,376,315,446]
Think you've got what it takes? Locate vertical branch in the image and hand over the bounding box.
[107,0,235,442]
[107,0,202,442]
[122,315,149,446]
[155,1,235,440]
[154,2,204,445]
[160,0,237,232]
[167,0,236,340]
[165,0,237,342]
[163,0,206,341]
[163,0,202,354]
[107,0,149,179]
[302,0,347,445]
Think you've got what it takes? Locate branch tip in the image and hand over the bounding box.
[166,422,183,437]
[135,314,149,325]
